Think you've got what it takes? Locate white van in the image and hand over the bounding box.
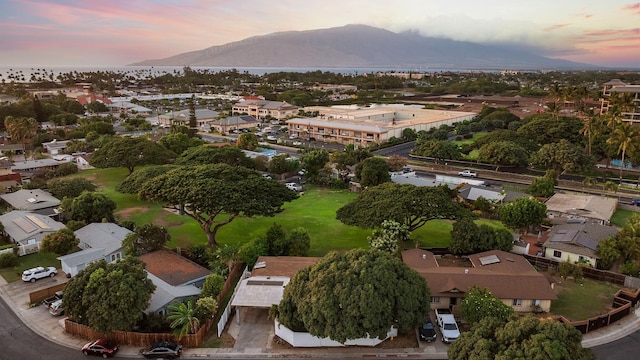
[49,299,64,316]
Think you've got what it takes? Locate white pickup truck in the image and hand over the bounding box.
[458,169,477,178]
[435,309,460,344]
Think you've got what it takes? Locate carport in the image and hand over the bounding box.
[230,276,290,323]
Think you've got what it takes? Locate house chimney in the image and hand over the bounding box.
[464,269,469,274]
[422,254,426,259]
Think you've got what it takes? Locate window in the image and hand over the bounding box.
[553,250,562,258]
[110,253,121,262]
[512,299,522,306]
[430,297,440,304]
[533,299,541,306]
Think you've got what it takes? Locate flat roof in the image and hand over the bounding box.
[231,276,291,308]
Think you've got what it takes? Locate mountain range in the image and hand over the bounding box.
[130,24,597,70]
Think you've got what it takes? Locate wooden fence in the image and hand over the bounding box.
[29,282,67,305]
[64,262,247,347]
[65,318,213,347]
[522,254,627,285]
[556,288,640,334]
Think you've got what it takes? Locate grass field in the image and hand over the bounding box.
[550,277,622,321]
[74,168,504,256]
[611,209,636,228]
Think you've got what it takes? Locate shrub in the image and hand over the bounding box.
[0,252,18,268]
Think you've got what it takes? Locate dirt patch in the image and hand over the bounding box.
[153,208,185,227]
[114,206,150,220]
[436,255,473,268]
[375,331,419,349]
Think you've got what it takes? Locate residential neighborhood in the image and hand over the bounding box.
[0,66,639,359]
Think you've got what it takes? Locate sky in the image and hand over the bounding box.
[0,0,638,68]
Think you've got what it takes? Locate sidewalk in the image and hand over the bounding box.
[1,273,638,359]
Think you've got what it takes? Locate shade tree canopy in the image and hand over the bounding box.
[47,177,96,199]
[449,217,514,255]
[116,164,179,194]
[63,257,155,333]
[355,157,391,187]
[460,286,515,325]
[498,197,547,233]
[337,183,465,232]
[448,315,594,360]
[123,224,170,256]
[61,191,117,224]
[90,136,176,175]
[276,249,430,343]
[40,228,79,255]
[174,145,256,168]
[158,132,205,156]
[138,164,298,247]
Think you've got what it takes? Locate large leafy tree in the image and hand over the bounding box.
[116,164,178,194]
[460,286,515,325]
[47,177,96,199]
[64,258,155,333]
[448,315,594,360]
[368,220,410,254]
[236,133,259,151]
[516,114,584,146]
[413,140,462,162]
[355,157,391,187]
[498,197,547,234]
[90,136,176,175]
[175,145,255,168]
[61,191,117,223]
[337,183,464,232]
[301,149,330,179]
[450,217,513,255]
[122,224,170,256]
[276,249,430,343]
[532,139,595,174]
[138,164,298,247]
[158,132,205,156]
[40,228,79,255]
[478,140,529,169]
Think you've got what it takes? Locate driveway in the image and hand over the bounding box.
[230,308,273,350]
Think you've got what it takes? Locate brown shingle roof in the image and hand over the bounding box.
[250,256,321,278]
[402,249,556,300]
[139,250,210,286]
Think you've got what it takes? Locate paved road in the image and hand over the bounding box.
[0,295,131,360]
[592,330,640,360]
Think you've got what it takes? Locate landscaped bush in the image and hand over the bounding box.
[0,252,18,268]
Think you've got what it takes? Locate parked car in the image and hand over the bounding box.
[632,199,640,206]
[292,141,303,146]
[458,170,477,178]
[42,290,64,308]
[22,266,57,282]
[435,309,460,344]
[289,134,298,139]
[49,299,64,316]
[81,339,119,358]
[142,341,182,359]
[267,135,277,141]
[286,182,303,192]
[419,318,437,342]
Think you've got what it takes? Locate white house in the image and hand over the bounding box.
[57,223,132,277]
[0,211,65,255]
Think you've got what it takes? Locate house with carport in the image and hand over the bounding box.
[231,256,320,323]
[57,222,132,277]
[139,249,211,315]
[543,223,618,267]
[402,248,556,313]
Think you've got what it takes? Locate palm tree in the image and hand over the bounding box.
[580,108,598,156]
[167,300,200,338]
[4,116,38,159]
[607,123,639,183]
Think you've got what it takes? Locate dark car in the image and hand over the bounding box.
[419,319,437,342]
[81,339,119,358]
[42,290,64,307]
[142,341,182,359]
[632,199,640,206]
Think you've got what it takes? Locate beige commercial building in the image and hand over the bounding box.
[600,79,640,123]
[286,105,476,145]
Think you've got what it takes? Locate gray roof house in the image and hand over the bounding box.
[458,184,505,202]
[145,273,202,315]
[57,223,132,277]
[0,211,65,254]
[0,189,61,216]
[543,223,618,268]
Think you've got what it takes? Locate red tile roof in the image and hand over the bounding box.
[139,250,210,286]
[250,256,321,278]
[402,249,556,300]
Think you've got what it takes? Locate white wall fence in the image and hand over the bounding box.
[17,242,40,256]
[217,266,250,337]
[0,247,14,256]
[274,318,397,347]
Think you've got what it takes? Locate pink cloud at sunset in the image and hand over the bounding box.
[0,0,637,68]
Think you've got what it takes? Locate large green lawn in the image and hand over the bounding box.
[0,252,62,282]
[75,168,505,256]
